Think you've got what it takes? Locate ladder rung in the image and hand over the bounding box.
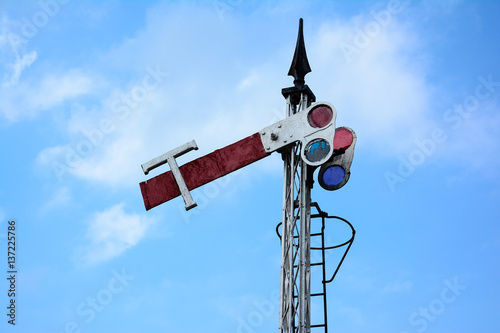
[311,292,325,297]
[294,262,323,268]
[293,232,324,238]
[311,324,326,328]
[294,292,325,298]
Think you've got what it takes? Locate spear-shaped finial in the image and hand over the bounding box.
[282,18,315,104]
[288,18,311,87]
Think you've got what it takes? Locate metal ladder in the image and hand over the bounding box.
[278,202,355,333]
[309,203,330,332]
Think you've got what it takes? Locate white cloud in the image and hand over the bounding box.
[32,71,93,109]
[438,101,500,178]
[309,15,432,154]
[39,187,71,214]
[0,14,96,121]
[36,145,67,165]
[3,50,37,87]
[237,72,260,91]
[0,16,37,87]
[1,69,95,121]
[77,203,157,265]
[73,133,145,184]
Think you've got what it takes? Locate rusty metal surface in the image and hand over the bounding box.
[139,133,268,210]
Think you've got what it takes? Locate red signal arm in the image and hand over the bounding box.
[139,133,269,211]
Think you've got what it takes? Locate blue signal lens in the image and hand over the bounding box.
[304,139,331,163]
[322,165,345,186]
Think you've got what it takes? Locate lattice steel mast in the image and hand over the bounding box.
[279,18,316,333]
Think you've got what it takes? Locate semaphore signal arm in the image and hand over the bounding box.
[139,101,356,211]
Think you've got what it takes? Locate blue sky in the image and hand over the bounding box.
[1,0,500,332]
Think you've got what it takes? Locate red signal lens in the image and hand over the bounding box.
[308,105,333,128]
[334,127,353,150]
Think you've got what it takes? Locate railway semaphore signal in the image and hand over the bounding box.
[139,18,357,333]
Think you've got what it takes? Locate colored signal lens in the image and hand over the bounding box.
[321,165,345,187]
[304,139,331,163]
[334,127,354,150]
[308,105,333,128]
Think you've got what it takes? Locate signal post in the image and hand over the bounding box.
[139,19,357,333]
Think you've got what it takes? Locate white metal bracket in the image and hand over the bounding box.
[141,140,199,210]
[259,102,337,167]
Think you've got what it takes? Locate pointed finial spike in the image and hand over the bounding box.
[288,18,312,87]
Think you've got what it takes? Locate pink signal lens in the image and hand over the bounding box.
[334,127,353,150]
[308,105,333,128]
